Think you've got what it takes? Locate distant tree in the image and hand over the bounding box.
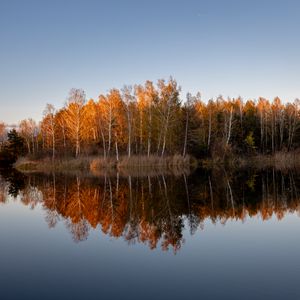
[0,129,25,164]
[7,129,26,157]
[10,78,300,160]
[99,89,125,159]
[122,85,135,157]
[64,89,86,157]
[183,92,197,157]
[0,122,6,147]
[55,108,68,152]
[19,118,38,155]
[42,104,56,160]
[285,100,299,150]
[156,78,181,156]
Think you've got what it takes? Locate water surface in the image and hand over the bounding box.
[0,168,299,299]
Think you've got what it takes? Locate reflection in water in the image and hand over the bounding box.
[0,168,299,252]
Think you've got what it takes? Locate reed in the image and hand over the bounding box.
[90,154,195,176]
[249,151,300,171]
[15,156,91,173]
[15,154,196,175]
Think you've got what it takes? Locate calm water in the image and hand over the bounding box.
[0,168,300,299]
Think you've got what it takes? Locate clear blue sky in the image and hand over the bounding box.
[1,0,300,124]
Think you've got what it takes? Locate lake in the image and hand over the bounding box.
[0,168,300,299]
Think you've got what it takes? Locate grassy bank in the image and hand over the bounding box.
[248,151,300,171]
[14,154,197,176]
[201,151,300,171]
[15,151,299,175]
[14,157,92,173]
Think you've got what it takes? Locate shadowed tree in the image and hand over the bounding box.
[0,129,26,164]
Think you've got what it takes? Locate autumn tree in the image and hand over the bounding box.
[42,104,56,160]
[18,78,300,160]
[55,108,68,152]
[122,86,135,157]
[155,78,181,156]
[64,89,86,157]
[0,122,6,147]
[19,118,38,155]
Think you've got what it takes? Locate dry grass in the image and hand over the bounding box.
[90,154,196,177]
[15,156,92,173]
[201,156,246,169]
[201,151,300,171]
[15,154,196,177]
[90,157,117,171]
[249,151,300,171]
[14,157,39,171]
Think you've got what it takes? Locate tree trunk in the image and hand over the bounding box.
[147,106,152,157]
[99,123,106,160]
[107,102,112,157]
[207,109,212,150]
[126,107,131,158]
[183,109,189,157]
[226,106,233,145]
[139,108,143,154]
[161,100,171,157]
[115,134,119,162]
[52,131,55,161]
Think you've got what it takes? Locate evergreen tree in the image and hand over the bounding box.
[0,129,25,165]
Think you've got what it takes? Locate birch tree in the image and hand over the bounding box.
[122,85,135,158]
[156,78,180,157]
[64,88,86,157]
[43,104,56,160]
[19,118,38,155]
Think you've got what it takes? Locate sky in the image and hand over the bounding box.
[0,0,300,124]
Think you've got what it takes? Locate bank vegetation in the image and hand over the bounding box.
[0,77,299,171]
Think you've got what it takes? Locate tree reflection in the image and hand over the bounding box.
[0,168,25,198]
[0,168,299,252]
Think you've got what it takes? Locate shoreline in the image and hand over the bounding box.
[11,151,300,175]
[200,151,300,171]
[14,154,197,176]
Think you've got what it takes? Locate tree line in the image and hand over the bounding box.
[1,77,300,161]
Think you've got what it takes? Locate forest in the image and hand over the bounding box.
[0,77,299,167]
